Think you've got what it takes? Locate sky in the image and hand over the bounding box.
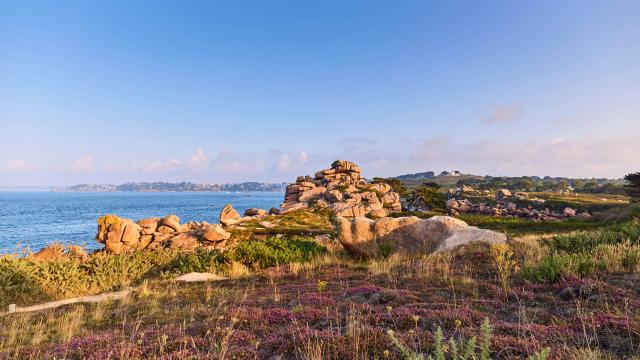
[1,0,639,186]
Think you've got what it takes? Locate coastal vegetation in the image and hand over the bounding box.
[1,163,640,359]
[2,204,640,358]
[625,172,640,202]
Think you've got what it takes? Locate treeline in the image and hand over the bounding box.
[456,176,625,194]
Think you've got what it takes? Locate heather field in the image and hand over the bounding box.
[1,208,640,359]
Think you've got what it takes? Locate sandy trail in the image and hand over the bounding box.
[1,289,131,316]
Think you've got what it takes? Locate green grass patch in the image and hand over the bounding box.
[541,220,640,253]
[520,253,605,283]
[459,214,600,236]
[231,236,327,268]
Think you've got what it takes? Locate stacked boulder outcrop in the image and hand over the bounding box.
[279,160,402,217]
[96,214,230,254]
[445,187,591,220]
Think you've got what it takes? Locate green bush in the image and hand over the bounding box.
[31,258,91,297]
[542,220,640,253]
[622,248,640,271]
[0,237,328,307]
[521,253,605,283]
[459,214,600,236]
[231,236,326,268]
[81,250,177,290]
[406,182,446,213]
[387,318,505,360]
[0,256,51,308]
[158,248,228,277]
[521,255,566,283]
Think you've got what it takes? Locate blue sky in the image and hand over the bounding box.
[1,0,639,185]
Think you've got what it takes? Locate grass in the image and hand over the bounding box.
[541,219,640,253]
[520,219,640,284]
[459,213,600,236]
[242,208,334,230]
[2,242,638,359]
[0,236,327,308]
[2,203,640,358]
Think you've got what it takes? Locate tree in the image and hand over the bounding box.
[554,180,569,192]
[624,172,640,202]
[372,177,407,196]
[572,179,586,191]
[405,182,446,213]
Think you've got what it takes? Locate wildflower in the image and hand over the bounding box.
[316,280,328,292]
[454,319,462,328]
[412,315,420,323]
[383,349,390,357]
[386,305,393,313]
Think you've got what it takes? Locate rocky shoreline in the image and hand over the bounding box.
[93,160,508,258]
[92,159,600,258]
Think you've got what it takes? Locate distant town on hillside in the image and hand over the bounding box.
[57,181,288,192]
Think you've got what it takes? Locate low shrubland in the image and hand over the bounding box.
[460,214,600,236]
[2,207,640,358]
[520,218,640,283]
[0,236,326,308]
[2,240,638,359]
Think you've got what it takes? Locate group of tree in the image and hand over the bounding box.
[405,182,446,213]
[625,172,640,202]
[373,177,446,212]
[455,176,625,195]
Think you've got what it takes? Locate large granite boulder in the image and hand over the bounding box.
[336,215,507,258]
[96,215,142,254]
[161,214,182,231]
[219,204,242,226]
[201,224,231,243]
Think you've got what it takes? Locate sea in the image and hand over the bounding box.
[0,191,283,254]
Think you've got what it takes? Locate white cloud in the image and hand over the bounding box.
[484,104,523,124]
[5,159,31,171]
[187,148,208,170]
[390,135,640,178]
[298,151,309,163]
[72,154,94,172]
[277,154,291,171]
[18,135,636,185]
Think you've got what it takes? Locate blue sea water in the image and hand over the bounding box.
[0,191,283,254]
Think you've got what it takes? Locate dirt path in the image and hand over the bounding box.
[2,289,131,316]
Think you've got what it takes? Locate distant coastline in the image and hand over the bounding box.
[53,181,287,192]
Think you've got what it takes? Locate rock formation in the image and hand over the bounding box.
[219,204,242,225]
[495,189,512,200]
[446,194,591,220]
[336,215,507,258]
[280,160,402,217]
[96,214,230,254]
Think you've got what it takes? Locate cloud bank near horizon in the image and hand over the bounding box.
[2,135,638,186]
